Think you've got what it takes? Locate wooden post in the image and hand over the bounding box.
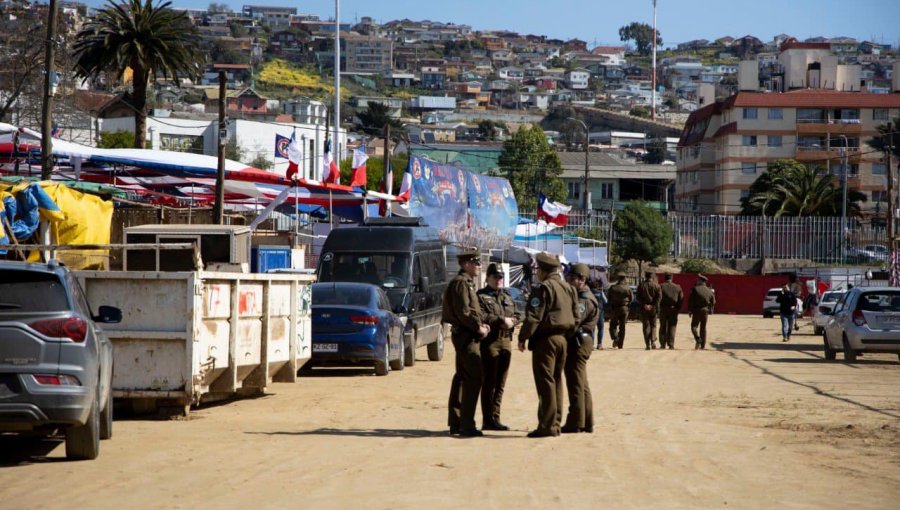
[214,71,227,224]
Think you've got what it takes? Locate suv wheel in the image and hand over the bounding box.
[99,385,113,440]
[403,330,416,367]
[842,336,857,363]
[66,394,100,460]
[822,336,836,361]
[428,325,445,361]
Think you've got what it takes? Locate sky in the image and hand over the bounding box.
[84,0,900,48]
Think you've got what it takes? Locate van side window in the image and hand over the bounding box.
[413,254,422,285]
[429,251,443,283]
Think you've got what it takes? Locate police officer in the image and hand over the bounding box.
[517,252,579,438]
[606,272,633,349]
[443,248,490,437]
[637,268,662,350]
[477,263,521,431]
[562,263,598,433]
[659,273,684,349]
[688,274,716,350]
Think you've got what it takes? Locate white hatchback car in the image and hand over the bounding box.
[762,288,781,318]
[813,290,846,335]
[822,287,900,362]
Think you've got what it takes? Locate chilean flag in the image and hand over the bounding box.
[396,170,412,201]
[537,192,571,226]
[285,132,302,180]
[350,145,369,187]
[322,139,340,184]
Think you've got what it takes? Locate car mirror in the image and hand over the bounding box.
[94,305,122,324]
[418,276,429,291]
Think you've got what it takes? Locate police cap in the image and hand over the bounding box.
[486,263,502,277]
[697,274,709,282]
[457,248,481,264]
[570,263,590,279]
[535,252,560,271]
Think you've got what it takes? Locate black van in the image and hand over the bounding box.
[316,217,448,366]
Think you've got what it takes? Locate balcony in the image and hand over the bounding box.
[796,119,863,135]
[795,146,861,162]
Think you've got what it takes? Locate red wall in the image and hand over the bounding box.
[662,273,810,316]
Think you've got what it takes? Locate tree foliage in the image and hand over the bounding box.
[338,153,408,191]
[97,130,134,148]
[643,139,667,164]
[866,115,900,159]
[498,125,566,210]
[0,1,48,123]
[73,0,204,148]
[356,102,404,136]
[612,201,673,271]
[629,106,650,118]
[248,154,272,170]
[618,22,662,56]
[740,159,867,216]
[477,119,503,141]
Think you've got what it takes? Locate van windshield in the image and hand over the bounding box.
[318,253,410,288]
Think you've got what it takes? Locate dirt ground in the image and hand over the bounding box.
[2,314,899,509]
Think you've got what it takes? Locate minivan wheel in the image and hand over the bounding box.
[813,326,823,336]
[842,336,857,363]
[823,336,836,361]
[403,330,416,367]
[375,342,390,376]
[390,337,405,371]
[99,385,113,440]
[428,325,445,361]
[66,394,100,460]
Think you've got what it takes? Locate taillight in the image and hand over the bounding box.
[28,317,87,342]
[350,315,378,325]
[33,374,81,386]
[851,310,867,327]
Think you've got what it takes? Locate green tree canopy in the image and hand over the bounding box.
[644,139,667,164]
[498,125,566,210]
[866,115,900,159]
[97,130,134,148]
[356,102,404,136]
[618,22,662,56]
[338,153,407,192]
[73,0,204,148]
[612,201,673,271]
[740,159,867,216]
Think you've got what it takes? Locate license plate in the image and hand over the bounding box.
[881,316,900,324]
[313,343,338,353]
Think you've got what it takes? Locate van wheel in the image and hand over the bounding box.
[842,336,857,363]
[99,384,113,440]
[823,336,836,361]
[389,337,405,371]
[813,326,823,336]
[428,325,445,361]
[375,342,390,376]
[66,393,100,460]
[403,330,416,367]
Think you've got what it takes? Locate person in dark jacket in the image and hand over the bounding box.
[776,284,797,342]
[688,275,715,349]
[477,263,521,431]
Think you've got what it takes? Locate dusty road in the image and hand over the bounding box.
[2,315,899,509]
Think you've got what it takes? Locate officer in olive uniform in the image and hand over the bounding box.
[606,273,633,349]
[637,269,662,350]
[477,263,521,431]
[562,263,598,433]
[688,274,716,350]
[658,273,684,349]
[517,252,579,438]
[443,249,490,437]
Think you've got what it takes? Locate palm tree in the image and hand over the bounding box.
[741,159,866,217]
[72,0,203,148]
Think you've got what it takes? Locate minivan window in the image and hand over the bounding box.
[857,291,900,312]
[319,253,410,288]
[0,270,69,312]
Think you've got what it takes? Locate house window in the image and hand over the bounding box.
[741,162,757,174]
[599,182,613,199]
[873,108,889,121]
[690,195,699,210]
[768,108,783,120]
[567,181,581,200]
[830,163,859,176]
[767,135,782,147]
[692,171,698,183]
[742,107,758,120]
[872,163,886,175]
[742,135,757,146]
[872,190,888,202]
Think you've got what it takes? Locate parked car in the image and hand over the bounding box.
[822,287,900,362]
[308,282,404,376]
[862,244,888,262]
[0,260,120,460]
[846,246,882,265]
[762,288,781,318]
[813,290,846,335]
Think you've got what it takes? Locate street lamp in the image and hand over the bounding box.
[567,117,591,224]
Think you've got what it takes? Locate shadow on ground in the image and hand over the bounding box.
[245,428,521,439]
[0,436,66,467]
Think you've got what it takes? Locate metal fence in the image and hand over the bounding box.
[519,211,888,264]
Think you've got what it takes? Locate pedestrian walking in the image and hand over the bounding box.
[517,252,579,438]
[477,263,521,431]
[607,273,633,349]
[688,275,715,350]
[637,269,662,350]
[443,248,490,437]
[788,274,803,331]
[659,273,684,349]
[590,280,607,349]
[562,263,598,433]
[776,285,798,342]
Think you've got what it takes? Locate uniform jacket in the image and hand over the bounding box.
[518,273,580,342]
[607,283,633,308]
[636,279,662,311]
[442,271,483,336]
[477,286,521,342]
[576,289,600,332]
[688,284,716,312]
[659,281,684,313]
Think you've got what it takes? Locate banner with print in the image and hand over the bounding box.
[463,172,517,249]
[275,134,291,159]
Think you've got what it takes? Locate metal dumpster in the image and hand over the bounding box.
[75,270,315,415]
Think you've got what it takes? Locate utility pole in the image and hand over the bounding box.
[334,0,341,165]
[887,126,896,284]
[568,117,591,225]
[839,134,849,265]
[40,0,59,180]
[214,71,226,224]
[651,0,658,121]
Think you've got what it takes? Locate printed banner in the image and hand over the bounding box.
[463,172,517,249]
[275,134,291,159]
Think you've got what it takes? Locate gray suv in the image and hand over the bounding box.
[0,260,121,460]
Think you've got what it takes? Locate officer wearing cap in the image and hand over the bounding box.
[659,273,684,349]
[517,252,579,438]
[443,248,490,437]
[688,274,716,349]
[637,268,662,350]
[606,272,633,349]
[477,263,521,431]
[562,263,598,433]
